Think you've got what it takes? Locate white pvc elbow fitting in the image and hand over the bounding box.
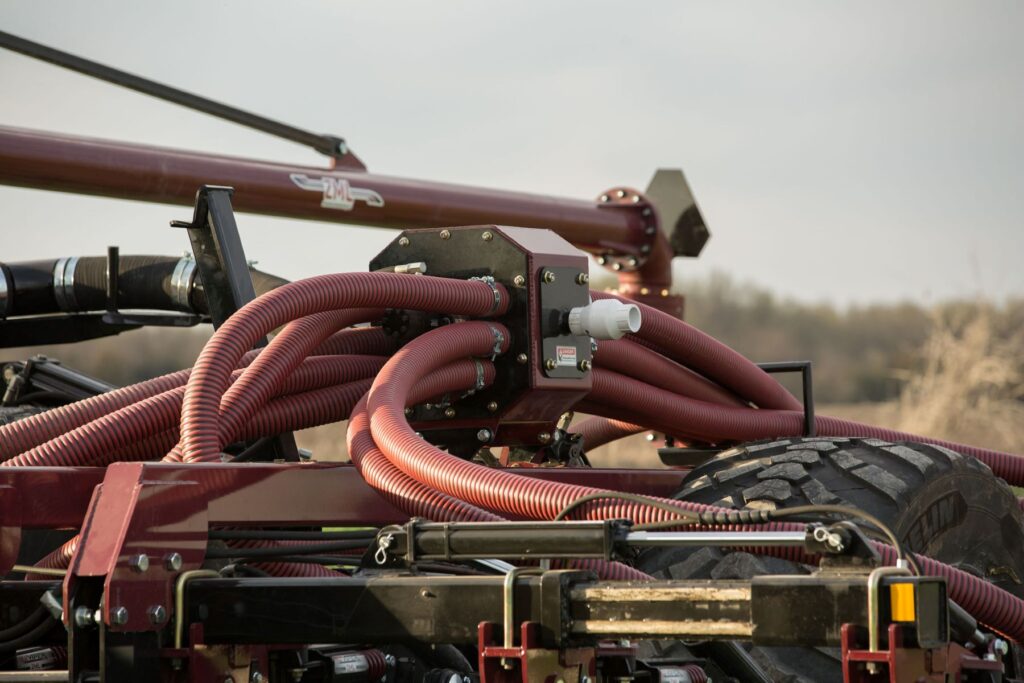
[567,298,642,340]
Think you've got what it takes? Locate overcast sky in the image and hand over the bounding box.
[1,1,1021,305]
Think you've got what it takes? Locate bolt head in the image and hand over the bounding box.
[627,257,638,267]
[544,358,557,371]
[994,639,1009,656]
[575,272,590,285]
[476,429,492,443]
[644,226,656,235]
[596,256,607,266]
[398,236,410,247]
[599,194,610,203]
[516,353,528,365]
[512,274,526,287]
[481,231,493,241]
[129,553,150,573]
[444,407,456,418]
[111,606,129,626]
[537,432,552,444]
[612,263,622,271]
[541,270,556,284]
[577,359,592,372]
[147,604,167,624]
[439,229,451,240]
[164,552,183,572]
[404,407,413,416]
[616,189,627,198]
[486,401,499,412]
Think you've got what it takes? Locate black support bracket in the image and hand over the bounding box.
[757,360,815,437]
[172,186,299,461]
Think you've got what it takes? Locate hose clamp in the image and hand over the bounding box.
[0,266,8,319]
[170,255,198,311]
[470,276,501,315]
[52,256,80,312]
[486,324,505,361]
[473,359,485,391]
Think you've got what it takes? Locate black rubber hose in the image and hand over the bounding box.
[1,255,287,317]
[0,613,57,653]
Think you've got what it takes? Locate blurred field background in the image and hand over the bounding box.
[6,272,1024,468]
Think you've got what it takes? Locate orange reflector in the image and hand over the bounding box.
[890,582,916,622]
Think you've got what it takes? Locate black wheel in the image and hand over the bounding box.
[636,436,1024,683]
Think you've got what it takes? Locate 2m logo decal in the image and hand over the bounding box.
[289,173,385,211]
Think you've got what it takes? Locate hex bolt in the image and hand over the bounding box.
[541,269,556,284]
[444,407,456,418]
[512,274,526,287]
[398,236,410,247]
[147,605,167,624]
[544,358,557,371]
[596,256,607,266]
[575,273,589,286]
[404,407,414,416]
[627,257,638,267]
[599,194,610,203]
[73,606,95,629]
[481,231,493,241]
[612,263,622,271]
[439,229,451,240]
[476,429,492,443]
[164,552,183,572]
[111,606,129,626]
[129,553,150,573]
[578,359,592,371]
[486,401,499,412]
[516,353,528,365]
[631,195,641,204]
[537,432,552,444]
[616,189,626,198]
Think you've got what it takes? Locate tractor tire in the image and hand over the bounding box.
[635,436,1024,683]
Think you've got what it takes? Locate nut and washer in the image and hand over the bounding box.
[163,552,183,572]
[544,358,557,371]
[129,553,150,573]
[439,229,452,240]
[541,270,556,284]
[476,429,492,443]
[577,359,592,371]
[486,401,499,412]
[444,407,456,418]
[398,236,410,247]
[481,231,493,241]
[110,606,129,626]
[575,273,589,285]
[73,606,96,629]
[515,353,528,365]
[512,274,526,287]
[537,432,552,444]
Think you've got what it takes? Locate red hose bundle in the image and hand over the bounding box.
[8,269,1024,641]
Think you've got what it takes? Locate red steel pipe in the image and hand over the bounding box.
[0,126,650,258]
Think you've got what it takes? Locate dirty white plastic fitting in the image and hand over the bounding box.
[567,298,642,340]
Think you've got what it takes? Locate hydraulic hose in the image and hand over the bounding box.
[591,291,801,411]
[5,355,383,467]
[179,272,508,462]
[571,417,646,450]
